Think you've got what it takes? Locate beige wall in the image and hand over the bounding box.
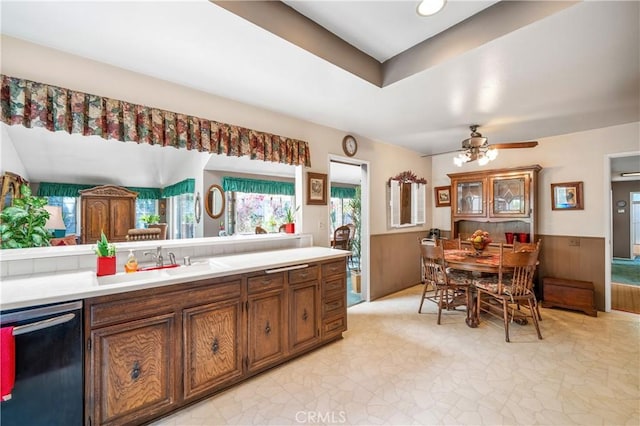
[1,35,430,247]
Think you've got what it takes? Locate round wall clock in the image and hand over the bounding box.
[342,135,358,157]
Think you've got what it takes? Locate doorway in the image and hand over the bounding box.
[329,158,369,306]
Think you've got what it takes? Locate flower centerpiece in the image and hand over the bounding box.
[468,229,492,254]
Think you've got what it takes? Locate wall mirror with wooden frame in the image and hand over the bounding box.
[388,171,426,228]
[0,172,27,211]
[204,184,225,219]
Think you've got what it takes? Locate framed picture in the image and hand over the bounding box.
[551,181,584,210]
[306,172,327,205]
[434,186,451,207]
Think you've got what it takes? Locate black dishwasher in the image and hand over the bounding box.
[0,300,83,425]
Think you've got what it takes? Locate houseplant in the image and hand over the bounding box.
[283,205,299,234]
[95,231,116,276]
[140,213,160,227]
[348,187,361,293]
[0,184,52,249]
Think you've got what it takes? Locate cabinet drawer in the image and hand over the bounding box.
[322,259,346,277]
[289,265,318,284]
[323,316,346,338]
[323,294,345,319]
[323,276,345,296]
[248,273,284,294]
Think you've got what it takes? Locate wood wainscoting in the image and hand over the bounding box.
[612,283,640,314]
[537,234,605,312]
[370,231,428,300]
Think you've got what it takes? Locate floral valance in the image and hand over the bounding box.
[0,75,311,167]
[222,176,294,196]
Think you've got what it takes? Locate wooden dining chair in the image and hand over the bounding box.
[437,238,461,250]
[512,239,543,320]
[475,245,542,342]
[418,243,473,324]
[255,226,268,234]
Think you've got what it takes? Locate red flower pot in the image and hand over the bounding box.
[284,223,295,234]
[96,256,116,276]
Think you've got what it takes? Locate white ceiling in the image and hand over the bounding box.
[1,0,638,185]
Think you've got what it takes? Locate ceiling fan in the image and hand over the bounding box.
[423,125,538,166]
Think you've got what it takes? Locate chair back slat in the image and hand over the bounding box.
[499,245,539,296]
[437,238,461,250]
[333,225,351,250]
[420,244,447,285]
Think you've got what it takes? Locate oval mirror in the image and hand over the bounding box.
[205,184,225,219]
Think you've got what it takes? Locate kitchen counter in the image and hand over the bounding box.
[1,247,349,310]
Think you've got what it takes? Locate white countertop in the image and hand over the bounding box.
[0,247,349,311]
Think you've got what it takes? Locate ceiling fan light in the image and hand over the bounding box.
[416,0,446,17]
[453,152,469,167]
[487,148,498,161]
[477,155,490,166]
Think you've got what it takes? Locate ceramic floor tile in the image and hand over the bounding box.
[150,285,639,426]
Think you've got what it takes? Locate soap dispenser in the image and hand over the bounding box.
[125,249,138,273]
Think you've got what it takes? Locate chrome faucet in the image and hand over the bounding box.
[168,252,176,265]
[143,246,164,267]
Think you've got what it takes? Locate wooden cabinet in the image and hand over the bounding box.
[247,272,285,372]
[448,165,541,243]
[182,296,243,400]
[80,185,137,244]
[89,314,176,426]
[288,265,320,353]
[85,258,347,425]
[321,259,347,340]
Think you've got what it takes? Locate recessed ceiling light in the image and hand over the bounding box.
[417,0,446,17]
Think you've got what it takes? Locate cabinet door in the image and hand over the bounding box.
[84,198,110,244]
[183,299,243,400]
[110,198,134,242]
[289,282,319,352]
[89,313,176,426]
[247,291,285,372]
[489,174,530,217]
[453,179,486,217]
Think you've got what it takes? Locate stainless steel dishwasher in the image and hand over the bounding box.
[0,300,83,425]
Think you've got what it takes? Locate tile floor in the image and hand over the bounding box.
[152,285,639,426]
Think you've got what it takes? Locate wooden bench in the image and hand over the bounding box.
[542,277,597,317]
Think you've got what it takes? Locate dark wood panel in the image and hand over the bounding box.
[370,230,428,300]
[537,234,605,311]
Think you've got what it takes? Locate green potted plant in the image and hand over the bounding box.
[140,213,160,227]
[348,187,361,293]
[95,231,116,276]
[0,184,52,249]
[283,205,299,234]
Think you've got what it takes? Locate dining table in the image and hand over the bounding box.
[443,249,501,328]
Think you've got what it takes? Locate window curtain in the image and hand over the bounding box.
[37,182,161,199]
[330,186,356,199]
[0,75,312,167]
[222,177,294,196]
[162,178,195,198]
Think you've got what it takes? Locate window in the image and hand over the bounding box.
[135,199,159,228]
[169,193,195,239]
[330,197,354,235]
[234,192,295,233]
[45,196,78,235]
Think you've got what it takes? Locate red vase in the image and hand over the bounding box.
[96,256,116,276]
[284,223,295,234]
[517,233,530,243]
[505,232,515,244]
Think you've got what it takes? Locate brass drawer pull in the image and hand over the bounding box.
[211,337,219,354]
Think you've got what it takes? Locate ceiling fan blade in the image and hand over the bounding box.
[421,148,463,158]
[490,141,538,150]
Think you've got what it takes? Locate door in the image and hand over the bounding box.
[247,291,284,372]
[182,299,243,399]
[84,198,110,244]
[289,282,318,352]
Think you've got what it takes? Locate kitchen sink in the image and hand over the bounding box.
[96,269,166,286]
[137,264,181,271]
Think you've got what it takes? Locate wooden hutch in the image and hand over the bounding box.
[80,185,138,244]
[447,165,542,243]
